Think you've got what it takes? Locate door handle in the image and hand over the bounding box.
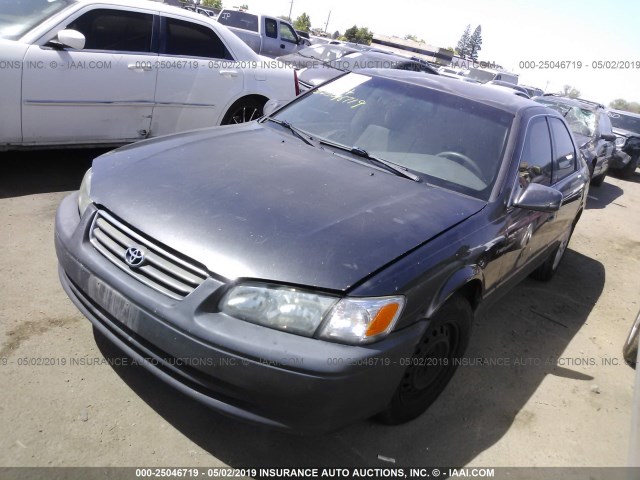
[128,63,152,72]
[219,70,238,77]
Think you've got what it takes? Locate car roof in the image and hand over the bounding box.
[75,0,211,21]
[361,69,541,114]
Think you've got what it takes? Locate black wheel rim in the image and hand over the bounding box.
[399,323,459,402]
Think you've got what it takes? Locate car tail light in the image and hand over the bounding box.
[294,69,300,96]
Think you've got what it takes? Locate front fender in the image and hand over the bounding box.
[426,265,483,318]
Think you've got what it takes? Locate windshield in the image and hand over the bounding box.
[270,73,513,200]
[608,111,640,135]
[217,10,258,32]
[0,0,74,40]
[536,99,596,137]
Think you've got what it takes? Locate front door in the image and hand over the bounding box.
[21,6,157,145]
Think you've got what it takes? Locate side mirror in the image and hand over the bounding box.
[514,182,563,213]
[56,29,86,50]
[263,99,284,117]
[601,133,616,142]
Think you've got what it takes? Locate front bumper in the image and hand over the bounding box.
[55,193,424,433]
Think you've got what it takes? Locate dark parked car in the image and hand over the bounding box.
[520,85,544,98]
[276,43,357,70]
[607,109,640,178]
[485,80,531,98]
[297,51,438,91]
[56,70,588,432]
[534,95,616,186]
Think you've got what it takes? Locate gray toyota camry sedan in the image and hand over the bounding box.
[55,69,589,432]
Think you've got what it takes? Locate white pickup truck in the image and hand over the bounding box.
[217,10,305,58]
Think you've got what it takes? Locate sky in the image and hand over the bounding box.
[245,0,640,105]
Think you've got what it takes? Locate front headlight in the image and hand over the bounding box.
[219,284,405,344]
[615,136,626,147]
[77,168,93,216]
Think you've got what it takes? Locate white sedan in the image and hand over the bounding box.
[0,0,298,149]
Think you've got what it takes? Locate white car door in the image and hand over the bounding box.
[21,6,158,145]
[151,15,244,135]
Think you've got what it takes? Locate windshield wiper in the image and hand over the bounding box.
[319,140,420,182]
[266,118,317,147]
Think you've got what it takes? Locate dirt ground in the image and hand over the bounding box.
[0,150,638,471]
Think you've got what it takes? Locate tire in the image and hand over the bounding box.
[377,294,473,425]
[590,171,606,186]
[530,221,574,281]
[619,154,639,179]
[221,98,265,125]
[623,310,639,368]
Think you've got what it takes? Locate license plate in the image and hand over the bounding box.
[87,276,142,331]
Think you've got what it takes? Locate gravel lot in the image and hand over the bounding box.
[0,149,638,469]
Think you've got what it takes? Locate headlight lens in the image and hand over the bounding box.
[615,136,626,147]
[219,284,405,344]
[77,168,93,216]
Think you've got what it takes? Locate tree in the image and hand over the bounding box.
[609,99,640,114]
[344,25,373,45]
[404,34,423,43]
[456,25,471,58]
[332,30,340,39]
[356,27,373,45]
[293,13,311,32]
[278,15,291,22]
[201,0,222,7]
[468,25,482,61]
[561,85,581,98]
[344,25,359,42]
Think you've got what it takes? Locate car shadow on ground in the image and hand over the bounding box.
[95,249,604,469]
[586,181,625,210]
[0,149,109,199]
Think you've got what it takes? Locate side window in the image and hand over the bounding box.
[599,113,612,135]
[164,18,232,60]
[549,117,577,183]
[265,18,277,39]
[279,22,297,42]
[66,9,153,53]
[519,116,552,186]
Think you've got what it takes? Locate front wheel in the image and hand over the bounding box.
[590,171,606,187]
[377,294,473,425]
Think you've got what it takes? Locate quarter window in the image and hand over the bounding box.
[549,117,577,183]
[519,117,552,186]
[66,8,153,53]
[164,18,232,60]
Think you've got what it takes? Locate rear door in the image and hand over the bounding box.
[151,15,243,135]
[22,6,157,144]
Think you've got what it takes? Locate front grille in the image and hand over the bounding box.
[89,211,208,300]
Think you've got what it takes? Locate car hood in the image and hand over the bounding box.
[91,123,486,291]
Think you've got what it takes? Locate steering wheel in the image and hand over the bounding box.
[436,151,485,180]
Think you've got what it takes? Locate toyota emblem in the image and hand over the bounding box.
[124,246,145,268]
